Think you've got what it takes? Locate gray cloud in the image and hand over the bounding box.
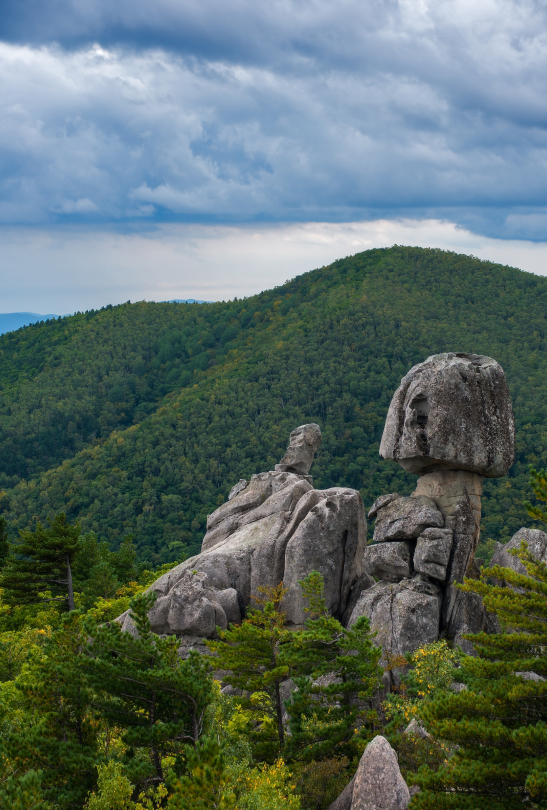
[0,1,547,236]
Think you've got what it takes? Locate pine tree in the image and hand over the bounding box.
[82,591,214,793]
[283,571,382,762]
[413,544,547,808]
[0,513,79,610]
[166,737,236,810]
[0,770,48,810]
[206,583,291,760]
[3,612,100,809]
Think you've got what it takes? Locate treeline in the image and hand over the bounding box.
[1,509,547,808]
[1,247,547,564]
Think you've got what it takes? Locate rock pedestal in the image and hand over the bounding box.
[351,352,515,658]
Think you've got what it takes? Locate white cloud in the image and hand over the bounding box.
[0,0,546,234]
[2,219,547,313]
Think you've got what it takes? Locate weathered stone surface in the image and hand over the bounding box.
[327,776,355,810]
[282,487,367,624]
[404,717,429,739]
[490,527,547,576]
[228,479,248,500]
[364,542,411,582]
[413,470,483,635]
[342,572,375,627]
[137,436,367,635]
[380,352,515,477]
[413,528,453,580]
[147,570,240,638]
[350,735,410,810]
[368,494,401,520]
[349,578,441,660]
[275,423,322,475]
[372,496,444,543]
[450,590,500,655]
[202,470,312,551]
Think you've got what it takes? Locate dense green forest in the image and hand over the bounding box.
[1,246,547,565]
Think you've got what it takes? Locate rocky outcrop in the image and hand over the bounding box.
[349,578,441,662]
[350,352,515,659]
[134,424,369,637]
[275,422,322,475]
[379,352,515,477]
[490,527,547,576]
[350,735,410,810]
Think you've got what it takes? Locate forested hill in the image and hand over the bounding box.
[0,246,546,566]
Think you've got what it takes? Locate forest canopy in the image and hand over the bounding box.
[0,246,546,565]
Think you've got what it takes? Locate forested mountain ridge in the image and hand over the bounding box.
[1,245,547,566]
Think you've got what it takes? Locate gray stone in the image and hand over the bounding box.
[490,528,547,578]
[202,470,313,551]
[450,681,467,692]
[349,578,441,660]
[364,542,411,582]
[275,423,322,475]
[327,776,355,810]
[451,590,500,655]
[413,470,484,636]
[515,671,546,682]
[380,352,515,477]
[413,528,454,580]
[228,479,248,500]
[342,572,375,627]
[282,487,367,624]
[372,496,444,543]
[404,717,429,738]
[350,735,410,810]
[368,494,401,520]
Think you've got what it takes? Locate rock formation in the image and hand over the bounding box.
[125,423,368,638]
[350,352,515,663]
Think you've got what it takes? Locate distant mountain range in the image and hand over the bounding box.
[0,312,58,336]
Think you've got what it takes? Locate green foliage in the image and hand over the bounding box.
[85,761,134,810]
[293,757,351,810]
[1,248,547,563]
[284,572,382,761]
[72,532,139,607]
[4,611,100,809]
[412,545,547,808]
[206,584,291,760]
[0,516,8,567]
[166,737,236,810]
[0,768,48,810]
[382,640,460,726]
[82,591,214,792]
[0,513,79,610]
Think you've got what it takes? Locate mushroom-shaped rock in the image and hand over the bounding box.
[350,735,410,810]
[275,423,322,475]
[380,352,515,477]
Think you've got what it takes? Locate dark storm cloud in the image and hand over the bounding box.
[1,0,547,237]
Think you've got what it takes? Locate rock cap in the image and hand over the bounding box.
[380,352,515,477]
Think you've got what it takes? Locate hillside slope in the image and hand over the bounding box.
[1,246,546,565]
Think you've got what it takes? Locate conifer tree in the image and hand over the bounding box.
[82,591,214,792]
[413,544,547,808]
[3,612,99,809]
[206,583,291,759]
[283,571,382,761]
[166,737,236,810]
[0,513,79,610]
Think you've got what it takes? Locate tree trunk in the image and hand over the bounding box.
[275,680,285,749]
[66,554,74,611]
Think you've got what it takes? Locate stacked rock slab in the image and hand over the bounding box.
[122,423,369,638]
[350,353,515,660]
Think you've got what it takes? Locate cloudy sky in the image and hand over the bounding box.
[2,0,547,311]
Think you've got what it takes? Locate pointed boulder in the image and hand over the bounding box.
[350,735,410,810]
